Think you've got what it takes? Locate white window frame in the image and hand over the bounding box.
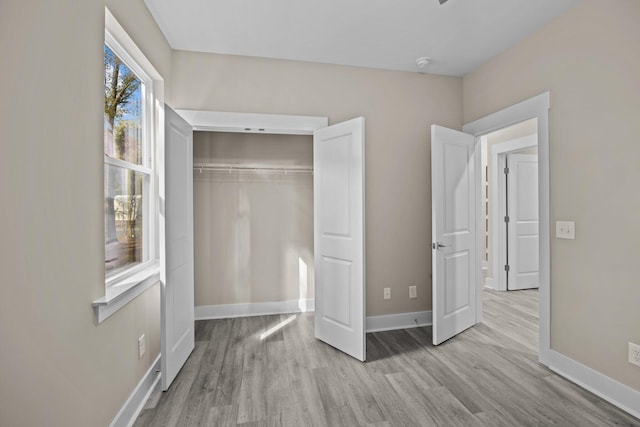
[93,8,164,323]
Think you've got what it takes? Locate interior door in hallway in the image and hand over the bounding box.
[507,153,539,290]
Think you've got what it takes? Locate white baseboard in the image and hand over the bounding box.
[484,277,496,290]
[195,299,315,320]
[366,311,432,333]
[110,355,161,427]
[547,350,640,420]
[196,301,431,335]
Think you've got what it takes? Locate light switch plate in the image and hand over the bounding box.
[409,286,417,299]
[138,334,146,359]
[556,221,575,239]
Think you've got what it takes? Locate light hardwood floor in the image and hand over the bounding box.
[135,290,640,426]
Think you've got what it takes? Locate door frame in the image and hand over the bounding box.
[489,134,538,291]
[175,110,328,135]
[463,92,551,364]
[173,110,367,360]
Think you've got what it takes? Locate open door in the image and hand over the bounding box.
[431,125,477,345]
[314,117,366,361]
[161,106,195,390]
[507,153,539,290]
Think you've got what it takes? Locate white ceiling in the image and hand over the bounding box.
[144,0,579,77]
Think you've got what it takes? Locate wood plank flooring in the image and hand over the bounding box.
[135,290,640,426]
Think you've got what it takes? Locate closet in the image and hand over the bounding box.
[192,131,315,311]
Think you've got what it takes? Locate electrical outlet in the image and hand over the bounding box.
[629,342,640,367]
[383,288,391,300]
[138,334,146,359]
[556,221,575,239]
[409,286,417,299]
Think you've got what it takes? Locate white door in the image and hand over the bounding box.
[314,117,366,361]
[161,106,195,390]
[507,154,539,290]
[431,125,477,345]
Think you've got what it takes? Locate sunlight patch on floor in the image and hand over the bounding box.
[260,314,297,340]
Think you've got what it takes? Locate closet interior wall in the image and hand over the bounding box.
[193,131,314,308]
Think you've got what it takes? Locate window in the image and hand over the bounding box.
[104,43,149,276]
[94,9,163,323]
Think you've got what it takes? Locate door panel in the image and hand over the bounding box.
[161,106,195,390]
[431,125,476,346]
[314,117,365,361]
[507,154,539,290]
[444,251,471,315]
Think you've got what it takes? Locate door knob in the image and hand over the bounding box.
[432,242,447,249]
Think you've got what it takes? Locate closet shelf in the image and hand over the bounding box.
[193,162,313,174]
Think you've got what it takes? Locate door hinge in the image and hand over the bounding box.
[504,167,509,174]
[504,215,510,223]
[505,264,510,272]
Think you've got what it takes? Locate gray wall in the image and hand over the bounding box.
[171,51,463,316]
[193,132,314,307]
[0,0,170,425]
[464,0,640,392]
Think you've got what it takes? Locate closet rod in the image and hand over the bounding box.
[193,162,313,174]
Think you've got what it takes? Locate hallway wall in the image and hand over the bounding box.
[464,0,640,392]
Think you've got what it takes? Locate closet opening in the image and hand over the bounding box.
[193,131,315,318]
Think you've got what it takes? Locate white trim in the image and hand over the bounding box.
[93,264,160,324]
[196,302,431,334]
[105,8,162,82]
[195,299,316,320]
[490,134,538,291]
[547,350,640,421]
[109,355,161,427]
[463,91,551,364]
[474,133,484,325]
[175,110,328,135]
[104,155,153,176]
[366,311,432,333]
[99,8,165,321]
[484,277,496,290]
[464,92,550,136]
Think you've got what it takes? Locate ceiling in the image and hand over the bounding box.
[144,0,579,77]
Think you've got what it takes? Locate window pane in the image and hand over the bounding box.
[104,44,144,166]
[105,164,145,274]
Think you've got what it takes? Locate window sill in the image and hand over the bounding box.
[93,261,160,324]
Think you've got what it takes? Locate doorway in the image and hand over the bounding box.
[431,92,550,364]
[192,131,316,318]
[464,92,551,364]
[163,109,367,374]
[479,119,540,354]
[480,119,539,292]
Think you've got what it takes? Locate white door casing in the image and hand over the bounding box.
[161,106,195,390]
[507,154,539,290]
[431,125,477,346]
[463,91,550,364]
[314,117,366,361]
